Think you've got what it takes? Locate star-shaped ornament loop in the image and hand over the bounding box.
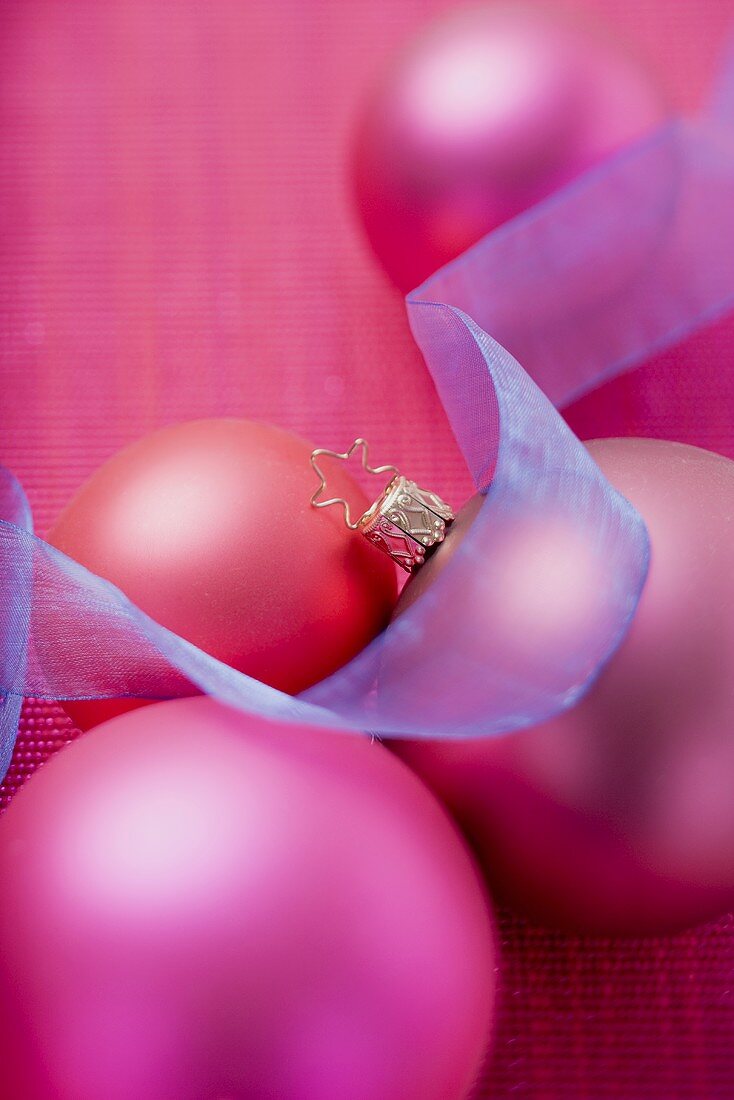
[309,438,398,529]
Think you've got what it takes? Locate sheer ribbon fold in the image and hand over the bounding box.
[1,49,733,779]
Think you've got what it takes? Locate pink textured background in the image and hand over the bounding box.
[2,1,734,1095]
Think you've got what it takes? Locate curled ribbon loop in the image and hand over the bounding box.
[1,48,734,778]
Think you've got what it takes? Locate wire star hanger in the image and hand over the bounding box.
[309,438,398,529]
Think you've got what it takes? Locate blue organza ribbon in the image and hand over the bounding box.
[1,49,733,782]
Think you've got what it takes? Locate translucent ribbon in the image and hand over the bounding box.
[1,50,733,781]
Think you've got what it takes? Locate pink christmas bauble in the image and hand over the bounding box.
[396,439,734,935]
[48,419,397,729]
[353,3,666,291]
[0,698,495,1099]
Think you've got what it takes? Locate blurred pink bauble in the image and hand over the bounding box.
[353,2,666,290]
[396,439,734,935]
[0,699,495,1100]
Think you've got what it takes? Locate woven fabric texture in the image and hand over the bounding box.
[2,1,734,1095]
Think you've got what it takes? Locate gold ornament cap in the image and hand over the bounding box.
[310,438,454,573]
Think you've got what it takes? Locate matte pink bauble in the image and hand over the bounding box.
[48,419,397,729]
[353,3,665,290]
[0,698,495,1099]
[396,439,734,935]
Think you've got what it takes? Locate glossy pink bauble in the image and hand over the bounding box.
[48,419,397,729]
[353,3,665,290]
[0,698,495,1100]
[396,439,734,935]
